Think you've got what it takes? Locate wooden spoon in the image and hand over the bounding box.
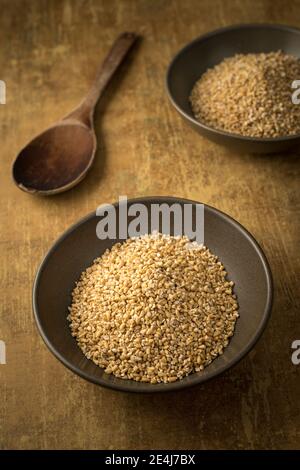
[12,32,137,195]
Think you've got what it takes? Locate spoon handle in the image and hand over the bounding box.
[66,32,137,124]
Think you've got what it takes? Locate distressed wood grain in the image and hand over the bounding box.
[0,0,299,450]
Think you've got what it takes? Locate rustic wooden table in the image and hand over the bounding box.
[1,0,299,450]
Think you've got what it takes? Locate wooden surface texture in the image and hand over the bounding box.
[0,0,299,450]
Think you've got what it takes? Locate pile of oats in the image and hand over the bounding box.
[68,233,239,384]
[190,51,300,138]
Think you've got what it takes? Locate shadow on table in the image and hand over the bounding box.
[92,351,264,448]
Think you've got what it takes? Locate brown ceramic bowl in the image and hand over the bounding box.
[33,197,273,392]
[166,23,300,153]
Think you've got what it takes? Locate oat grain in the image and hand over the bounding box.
[68,233,239,383]
[190,51,300,138]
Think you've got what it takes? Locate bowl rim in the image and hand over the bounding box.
[166,22,300,143]
[33,196,273,393]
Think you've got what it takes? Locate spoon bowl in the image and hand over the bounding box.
[13,121,96,194]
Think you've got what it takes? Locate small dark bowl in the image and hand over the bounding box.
[166,23,300,153]
[33,197,273,392]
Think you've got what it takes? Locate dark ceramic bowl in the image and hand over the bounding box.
[166,23,300,153]
[33,197,273,392]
